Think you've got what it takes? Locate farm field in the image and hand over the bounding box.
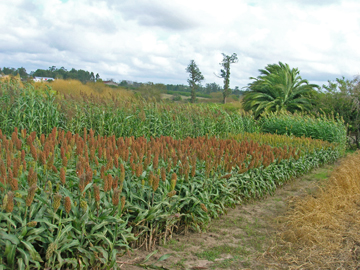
[120,151,360,269]
[0,127,343,269]
[0,78,352,269]
[121,164,337,270]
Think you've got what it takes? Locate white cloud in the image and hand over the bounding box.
[1,0,360,87]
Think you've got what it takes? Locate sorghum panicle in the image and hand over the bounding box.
[52,193,62,212]
[120,196,126,211]
[64,196,71,214]
[112,188,120,206]
[26,184,37,207]
[170,173,177,191]
[93,184,100,202]
[5,191,14,213]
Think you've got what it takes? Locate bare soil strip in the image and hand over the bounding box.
[119,164,336,270]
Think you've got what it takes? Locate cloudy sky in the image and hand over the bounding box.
[1,0,359,88]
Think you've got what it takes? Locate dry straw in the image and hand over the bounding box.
[277,150,360,268]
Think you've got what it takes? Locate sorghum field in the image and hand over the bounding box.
[0,78,347,269]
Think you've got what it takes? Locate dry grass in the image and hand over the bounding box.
[37,79,133,101]
[273,151,360,269]
[0,75,24,87]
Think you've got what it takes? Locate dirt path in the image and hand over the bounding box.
[118,165,335,270]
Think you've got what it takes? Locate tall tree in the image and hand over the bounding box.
[243,62,318,118]
[186,60,204,103]
[90,72,95,82]
[16,67,28,78]
[219,53,238,104]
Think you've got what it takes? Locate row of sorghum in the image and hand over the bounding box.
[0,127,324,215]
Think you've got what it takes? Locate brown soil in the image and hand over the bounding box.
[117,165,335,270]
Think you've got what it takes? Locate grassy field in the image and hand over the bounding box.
[120,164,337,269]
[120,151,360,269]
[0,77,350,269]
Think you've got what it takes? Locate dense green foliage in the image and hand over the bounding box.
[243,62,319,117]
[313,76,360,149]
[0,79,257,139]
[0,129,341,269]
[259,112,347,153]
[0,68,350,269]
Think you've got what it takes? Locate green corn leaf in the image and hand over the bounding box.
[90,246,108,261]
[19,227,28,239]
[0,231,20,245]
[0,213,17,228]
[17,258,25,270]
[142,250,158,264]
[32,218,58,229]
[56,225,73,242]
[89,221,108,235]
[156,253,172,262]
[17,247,30,267]
[59,239,80,252]
[91,233,113,248]
[26,227,46,237]
[4,241,16,267]
[21,240,43,262]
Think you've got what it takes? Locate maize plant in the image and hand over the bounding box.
[0,79,257,139]
[259,111,347,151]
[0,127,342,269]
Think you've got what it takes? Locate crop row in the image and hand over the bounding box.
[0,79,257,139]
[0,80,347,147]
[0,127,341,269]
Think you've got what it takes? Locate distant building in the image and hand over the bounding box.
[103,81,119,86]
[33,77,55,82]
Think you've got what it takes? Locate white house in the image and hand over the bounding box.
[33,77,55,82]
[103,81,119,86]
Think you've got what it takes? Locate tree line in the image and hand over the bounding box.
[0,66,100,84]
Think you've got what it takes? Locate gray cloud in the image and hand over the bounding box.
[0,0,359,89]
[292,0,341,6]
[117,1,201,30]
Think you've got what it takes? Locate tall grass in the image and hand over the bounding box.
[0,79,258,138]
[0,78,66,136]
[37,79,133,100]
[259,112,347,153]
[0,79,347,146]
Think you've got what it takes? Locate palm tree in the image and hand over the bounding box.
[243,62,319,118]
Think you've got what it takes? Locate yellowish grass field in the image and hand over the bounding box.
[279,150,360,268]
